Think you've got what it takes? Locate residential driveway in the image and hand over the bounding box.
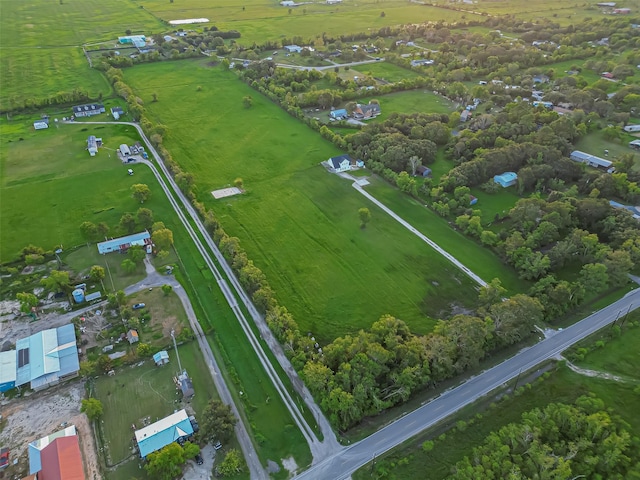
[182,444,216,480]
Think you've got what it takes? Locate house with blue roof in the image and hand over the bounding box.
[153,351,170,366]
[15,324,80,391]
[493,172,518,188]
[97,231,151,254]
[135,409,194,458]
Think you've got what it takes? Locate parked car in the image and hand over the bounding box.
[195,454,204,465]
[132,303,145,310]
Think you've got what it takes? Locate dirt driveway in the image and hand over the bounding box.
[0,381,101,480]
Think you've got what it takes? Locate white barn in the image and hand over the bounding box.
[120,144,131,156]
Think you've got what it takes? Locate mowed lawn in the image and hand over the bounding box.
[363,89,455,122]
[125,60,480,342]
[136,0,482,43]
[0,121,173,262]
[0,0,162,110]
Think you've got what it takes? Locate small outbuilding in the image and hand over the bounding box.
[629,139,640,151]
[110,107,124,120]
[284,45,303,53]
[416,165,432,177]
[120,144,131,156]
[624,124,640,133]
[127,329,139,344]
[87,135,98,156]
[153,351,170,366]
[33,121,49,130]
[493,172,518,188]
[329,109,348,120]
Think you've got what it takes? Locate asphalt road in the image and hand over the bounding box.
[295,287,640,479]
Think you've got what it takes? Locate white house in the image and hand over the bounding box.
[328,154,353,173]
[570,150,613,172]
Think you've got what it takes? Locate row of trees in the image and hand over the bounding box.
[303,288,544,430]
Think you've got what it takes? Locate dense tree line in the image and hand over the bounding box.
[451,397,638,479]
[303,291,543,430]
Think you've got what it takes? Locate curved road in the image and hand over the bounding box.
[295,287,640,479]
[70,121,340,462]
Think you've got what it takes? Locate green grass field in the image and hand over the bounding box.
[362,89,455,122]
[124,59,481,343]
[0,0,163,110]
[0,121,159,262]
[136,0,482,44]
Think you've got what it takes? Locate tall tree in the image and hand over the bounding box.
[16,292,38,313]
[81,398,104,421]
[136,208,154,230]
[89,265,106,291]
[200,399,238,443]
[131,183,151,203]
[358,207,371,228]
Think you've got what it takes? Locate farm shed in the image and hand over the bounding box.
[328,154,353,173]
[134,409,194,458]
[0,351,17,392]
[493,172,518,188]
[570,150,613,171]
[110,107,124,120]
[416,165,432,177]
[87,136,98,156]
[28,425,78,474]
[330,109,348,120]
[127,329,139,344]
[119,144,131,156]
[153,351,169,366]
[72,104,105,117]
[14,324,80,391]
[97,231,151,254]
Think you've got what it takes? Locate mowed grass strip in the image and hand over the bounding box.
[125,60,480,342]
[352,62,422,83]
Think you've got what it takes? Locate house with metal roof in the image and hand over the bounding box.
[629,139,640,151]
[28,425,78,474]
[0,351,17,392]
[110,107,124,120]
[493,172,518,188]
[15,324,80,391]
[118,35,147,48]
[570,150,613,171]
[34,121,49,130]
[329,109,348,120]
[134,409,194,458]
[97,231,151,254]
[153,351,170,366]
[39,435,85,480]
[72,104,105,117]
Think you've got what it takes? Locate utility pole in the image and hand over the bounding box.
[171,329,183,373]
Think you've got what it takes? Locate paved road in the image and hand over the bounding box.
[347,178,487,287]
[275,58,384,72]
[71,121,341,462]
[295,287,640,479]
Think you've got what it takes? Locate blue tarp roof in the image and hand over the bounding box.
[135,410,194,458]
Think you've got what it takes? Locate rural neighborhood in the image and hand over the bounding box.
[1,0,640,479]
